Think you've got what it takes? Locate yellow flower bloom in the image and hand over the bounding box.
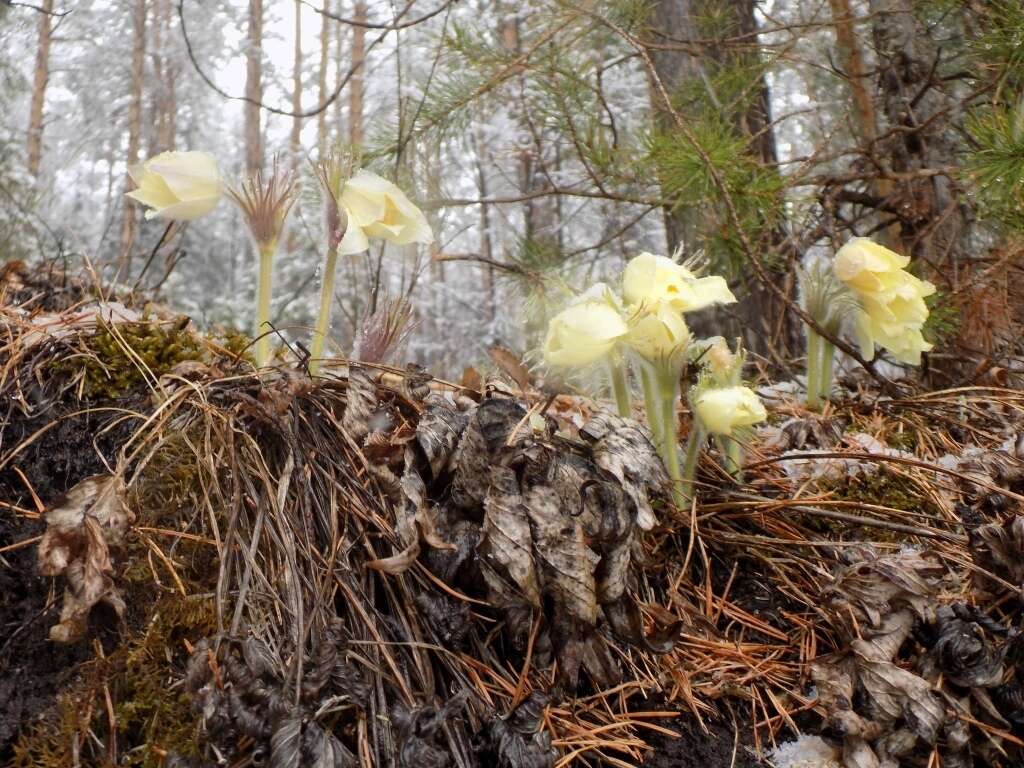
[338,169,434,255]
[622,252,735,314]
[623,303,691,363]
[692,386,767,436]
[543,287,628,367]
[126,151,221,221]
[833,238,936,365]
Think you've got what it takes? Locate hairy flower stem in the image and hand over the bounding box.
[255,243,276,367]
[309,246,339,375]
[640,365,663,448]
[655,367,686,509]
[818,340,835,402]
[681,416,705,504]
[608,360,632,418]
[805,326,822,410]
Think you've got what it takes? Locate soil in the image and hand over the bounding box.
[0,397,139,759]
[643,708,767,768]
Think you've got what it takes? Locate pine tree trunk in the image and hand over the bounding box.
[150,0,176,153]
[26,0,54,177]
[291,0,303,165]
[245,0,264,177]
[829,0,878,142]
[472,119,496,321]
[317,0,330,155]
[349,1,366,147]
[120,0,148,277]
[867,0,965,262]
[333,0,344,143]
[644,0,796,357]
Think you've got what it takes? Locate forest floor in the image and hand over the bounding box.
[2,260,1023,768]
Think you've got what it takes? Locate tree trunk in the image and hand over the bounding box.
[290,0,303,166]
[867,0,965,263]
[26,0,54,177]
[120,0,148,277]
[151,0,177,153]
[333,0,344,143]
[644,0,795,358]
[245,0,264,177]
[349,1,366,147]
[317,0,330,155]
[472,118,496,321]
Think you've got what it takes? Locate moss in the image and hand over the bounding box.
[50,318,202,400]
[216,328,256,364]
[10,595,215,768]
[812,469,941,541]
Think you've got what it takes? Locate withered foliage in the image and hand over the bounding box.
[9,267,1024,768]
[37,474,133,643]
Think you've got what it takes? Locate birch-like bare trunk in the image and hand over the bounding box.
[245,0,264,177]
[349,1,366,147]
[119,0,148,277]
[290,0,303,165]
[26,0,54,177]
[317,0,330,155]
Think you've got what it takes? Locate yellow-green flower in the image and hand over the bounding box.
[623,303,691,364]
[692,386,767,436]
[543,286,628,367]
[126,151,222,221]
[622,252,735,314]
[337,169,433,255]
[833,238,936,365]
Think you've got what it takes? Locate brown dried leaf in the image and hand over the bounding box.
[342,364,379,442]
[851,650,944,745]
[452,399,528,509]
[523,485,599,627]
[578,412,666,531]
[488,344,534,391]
[481,466,541,608]
[822,549,943,627]
[415,400,469,480]
[37,474,133,643]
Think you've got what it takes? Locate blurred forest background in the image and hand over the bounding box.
[1,0,1022,379]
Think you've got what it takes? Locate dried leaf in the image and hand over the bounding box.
[822,548,943,628]
[37,474,133,643]
[487,691,554,768]
[932,605,1004,688]
[480,465,541,609]
[523,484,599,628]
[415,400,469,479]
[342,364,379,442]
[452,399,529,509]
[488,344,533,391]
[579,412,666,530]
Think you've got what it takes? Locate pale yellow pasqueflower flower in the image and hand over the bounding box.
[622,252,736,313]
[623,303,691,363]
[337,169,434,255]
[126,151,222,221]
[692,386,767,436]
[833,238,936,365]
[543,284,628,367]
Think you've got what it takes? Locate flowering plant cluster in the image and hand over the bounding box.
[125,150,432,368]
[542,252,767,504]
[801,238,934,410]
